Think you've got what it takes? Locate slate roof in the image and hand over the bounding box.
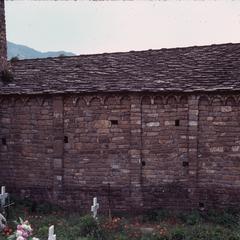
[1,43,240,95]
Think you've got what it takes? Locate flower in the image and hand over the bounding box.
[8,218,37,240]
[16,237,25,240]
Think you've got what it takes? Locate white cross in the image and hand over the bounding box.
[48,225,56,240]
[91,197,99,219]
[0,186,8,208]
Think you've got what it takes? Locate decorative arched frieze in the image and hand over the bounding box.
[120,95,130,105]
[179,95,188,105]
[165,95,178,105]
[75,97,87,107]
[225,96,236,106]
[235,95,240,105]
[14,97,24,106]
[42,97,52,107]
[0,96,12,106]
[70,96,79,106]
[154,95,164,105]
[141,95,152,105]
[198,95,211,105]
[23,97,41,107]
[211,95,224,105]
[36,97,45,106]
[104,95,120,105]
[89,96,103,106]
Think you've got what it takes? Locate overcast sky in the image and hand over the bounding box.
[5,1,240,55]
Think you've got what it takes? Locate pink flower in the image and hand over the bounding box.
[22,231,29,238]
[16,236,25,240]
[17,225,23,230]
[16,230,23,237]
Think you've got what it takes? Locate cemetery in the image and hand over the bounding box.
[0,186,240,240]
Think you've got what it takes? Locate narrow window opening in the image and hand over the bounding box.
[175,119,180,126]
[2,137,6,145]
[182,161,189,167]
[110,120,118,126]
[64,136,68,143]
[141,161,146,167]
[199,202,205,208]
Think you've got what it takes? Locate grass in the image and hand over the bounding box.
[1,202,240,240]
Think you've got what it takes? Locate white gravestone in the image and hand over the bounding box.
[0,186,8,208]
[0,213,6,230]
[91,197,99,219]
[48,225,56,240]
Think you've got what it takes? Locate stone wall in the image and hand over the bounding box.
[1,93,240,211]
[198,95,240,208]
[0,0,7,71]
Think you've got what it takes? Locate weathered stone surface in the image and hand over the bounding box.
[1,42,240,94]
[0,93,240,211]
[1,3,240,211]
[0,1,7,73]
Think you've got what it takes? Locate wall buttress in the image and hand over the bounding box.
[52,96,64,199]
[187,95,199,208]
[129,94,143,210]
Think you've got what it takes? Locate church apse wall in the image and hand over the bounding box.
[1,93,240,211]
[198,95,240,208]
[0,96,54,195]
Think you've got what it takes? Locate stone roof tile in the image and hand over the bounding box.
[1,42,240,95]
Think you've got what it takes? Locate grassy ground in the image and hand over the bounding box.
[1,201,240,240]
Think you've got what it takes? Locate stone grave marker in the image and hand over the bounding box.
[0,186,8,209]
[91,197,99,219]
[48,225,56,240]
[0,213,6,230]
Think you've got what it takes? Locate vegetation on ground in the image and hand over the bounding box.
[1,200,240,240]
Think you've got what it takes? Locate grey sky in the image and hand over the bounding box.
[5,1,240,55]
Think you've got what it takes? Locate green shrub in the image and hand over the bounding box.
[78,215,104,239]
[10,56,19,62]
[205,210,238,228]
[37,225,49,239]
[156,209,171,222]
[142,210,159,222]
[177,210,202,225]
[170,227,186,240]
[186,225,240,240]
[142,209,170,223]
[141,233,164,240]
[1,69,13,83]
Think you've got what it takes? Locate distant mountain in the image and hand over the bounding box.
[7,41,76,60]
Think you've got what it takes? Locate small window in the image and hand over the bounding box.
[110,120,118,126]
[175,119,180,126]
[141,161,146,167]
[64,136,68,143]
[199,202,204,208]
[182,161,189,167]
[2,137,6,145]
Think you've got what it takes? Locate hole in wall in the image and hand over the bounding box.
[64,136,68,143]
[141,161,146,167]
[199,202,204,208]
[182,161,189,167]
[175,119,180,126]
[1,137,6,145]
[110,120,118,126]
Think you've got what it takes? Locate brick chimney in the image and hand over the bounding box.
[0,0,7,72]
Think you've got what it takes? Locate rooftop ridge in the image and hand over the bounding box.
[9,42,240,63]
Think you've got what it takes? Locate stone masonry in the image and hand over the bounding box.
[1,1,240,212]
[0,1,7,72]
[1,93,240,212]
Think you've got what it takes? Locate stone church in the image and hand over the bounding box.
[1,1,240,211]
